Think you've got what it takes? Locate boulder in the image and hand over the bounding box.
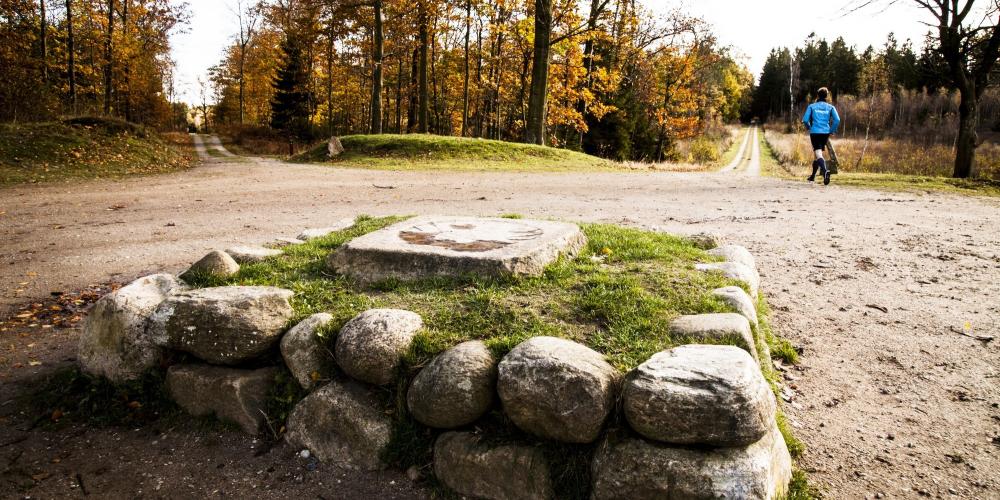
[696,262,760,298]
[669,313,758,362]
[623,345,775,446]
[407,341,497,428]
[591,426,792,500]
[225,245,283,264]
[335,309,423,385]
[713,286,759,328]
[148,286,294,365]
[688,232,722,250]
[285,380,393,471]
[166,364,278,435]
[297,218,355,241]
[497,336,621,443]
[708,244,757,272]
[327,136,345,158]
[434,432,553,500]
[179,250,240,280]
[280,313,336,389]
[78,274,185,383]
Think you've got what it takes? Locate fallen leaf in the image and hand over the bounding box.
[29,360,42,366]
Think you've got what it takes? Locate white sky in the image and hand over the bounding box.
[169,0,935,104]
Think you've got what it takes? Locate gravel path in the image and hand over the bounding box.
[1,154,998,498]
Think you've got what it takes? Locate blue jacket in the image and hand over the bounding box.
[803,101,841,134]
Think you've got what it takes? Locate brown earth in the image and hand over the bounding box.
[1,152,999,498]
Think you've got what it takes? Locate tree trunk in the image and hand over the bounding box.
[395,58,403,132]
[121,0,131,122]
[370,0,384,134]
[417,0,429,133]
[524,0,552,145]
[103,0,114,115]
[577,0,601,147]
[66,0,76,113]
[407,46,418,132]
[461,0,471,136]
[40,0,47,82]
[953,87,978,178]
[326,30,334,135]
[474,19,483,136]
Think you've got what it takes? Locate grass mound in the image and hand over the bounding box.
[0,117,193,185]
[291,134,616,171]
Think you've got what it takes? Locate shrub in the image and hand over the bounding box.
[689,137,720,163]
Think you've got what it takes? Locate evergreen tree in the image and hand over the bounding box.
[270,33,313,138]
[751,49,792,122]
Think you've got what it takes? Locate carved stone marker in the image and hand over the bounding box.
[328,216,586,283]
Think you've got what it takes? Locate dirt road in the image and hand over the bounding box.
[2,153,998,498]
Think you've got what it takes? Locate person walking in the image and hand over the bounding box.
[802,87,841,185]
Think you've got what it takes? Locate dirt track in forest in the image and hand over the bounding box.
[1,151,998,498]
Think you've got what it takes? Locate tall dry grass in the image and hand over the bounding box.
[763,128,1000,180]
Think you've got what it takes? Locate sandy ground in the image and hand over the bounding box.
[1,150,999,498]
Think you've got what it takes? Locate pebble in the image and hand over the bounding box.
[298,449,310,459]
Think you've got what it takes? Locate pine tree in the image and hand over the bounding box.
[270,33,313,139]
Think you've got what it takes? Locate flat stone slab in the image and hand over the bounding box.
[328,216,586,283]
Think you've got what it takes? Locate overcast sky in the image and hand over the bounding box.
[169,0,935,104]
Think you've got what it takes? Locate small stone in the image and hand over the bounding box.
[406,466,421,482]
[166,364,278,435]
[299,450,311,459]
[713,286,759,328]
[696,262,760,298]
[407,341,497,428]
[78,274,186,382]
[623,345,775,446]
[180,250,240,280]
[434,432,553,500]
[497,336,621,443]
[688,232,722,250]
[148,286,294,365]
[297,219,355,241]
[591,425,792,500]
[669,313,758,362]
[281,313,336,389]
[225,245,283,264]
[285,380,393,471]
[708,244,757,271]
[335,309,423,385]
[327,136,345,158]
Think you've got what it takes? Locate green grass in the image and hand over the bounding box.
[0,118,194,186]
[290,134,618,172]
